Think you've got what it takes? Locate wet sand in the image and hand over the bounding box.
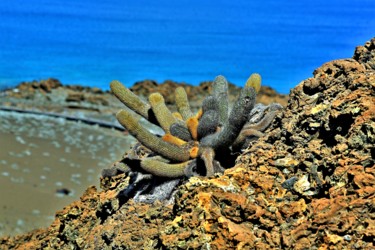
[0,110,135,236]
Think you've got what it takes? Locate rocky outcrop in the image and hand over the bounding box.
[1,77,288,120]
[5,78,62,99]
[130,79,289,108]
[1,38,374,249]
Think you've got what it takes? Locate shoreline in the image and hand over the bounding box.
[0,110,134,236]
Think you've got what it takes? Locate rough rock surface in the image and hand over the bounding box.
[1,38,374,249]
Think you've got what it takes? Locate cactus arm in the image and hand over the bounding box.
[140,158,194,178]
[201,95,219,112]
[245,73,261,93]
[199,147,215,177]
[110,80,152,120]
[197,110,219,139]
[170,123,192,141]
[212,75,229,126]
[116,109,190,162]
[175,87,194,120]
[204,86,256,150]
[197,96,220,139]
[148,93,177,133]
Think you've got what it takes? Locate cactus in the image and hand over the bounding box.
[140,157,196,178]
[110,80,153,121]
[105,74,282,203]
[148,93,176,133]
[212,75,229,126]
[175,86,194,120]
[116,109,191,162]
[245,73,262,93]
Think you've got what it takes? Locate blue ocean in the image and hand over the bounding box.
[0,0,374,94]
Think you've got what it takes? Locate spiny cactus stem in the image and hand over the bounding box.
[175,87,194,120]
[140,158,193,178]
[212,75,229,125]
[110,80,152,120]
[197,109,219,139]
[116,109,190,162]
[149,93,177,133]
[207,86,256,150]
[201,96,219,112]
[200,147,215,177]
[170,123,193,141]
[245,73,262,93]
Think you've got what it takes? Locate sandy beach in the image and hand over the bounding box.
[0,110,134,236]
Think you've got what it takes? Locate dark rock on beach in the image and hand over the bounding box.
[1,38,374,249]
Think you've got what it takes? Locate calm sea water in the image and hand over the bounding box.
[0,0,374,93]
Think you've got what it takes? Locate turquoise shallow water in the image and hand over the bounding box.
[0,0,374,93]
